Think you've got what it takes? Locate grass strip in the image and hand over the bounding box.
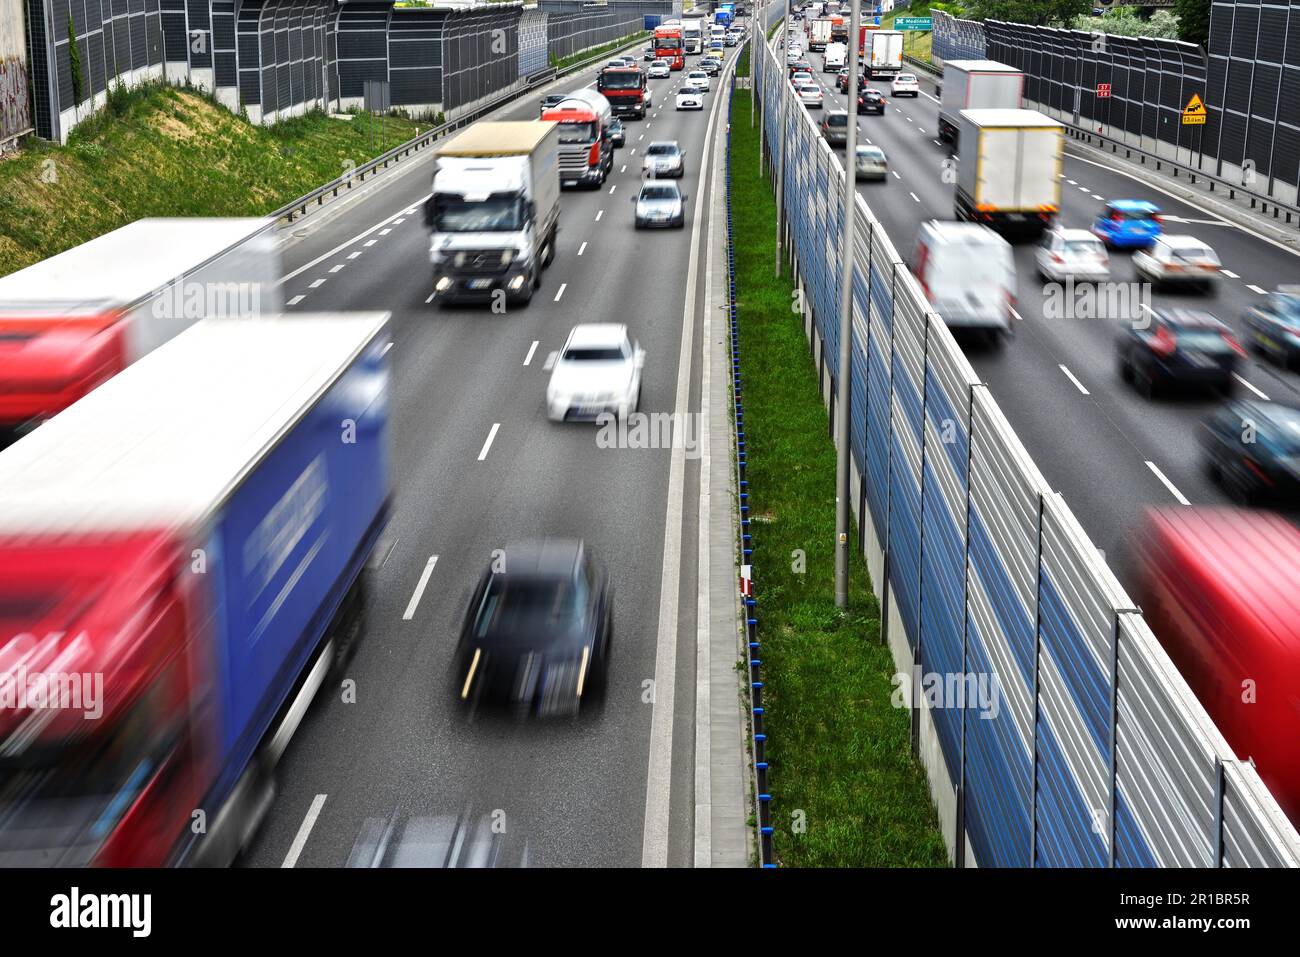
[729,85,947,867]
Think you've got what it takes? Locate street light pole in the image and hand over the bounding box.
[774,0,791,277]
[834,0,862,609]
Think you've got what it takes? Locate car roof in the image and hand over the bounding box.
[921,220,1008,245]
[647,140,681,150]
[494,540,586,581]
[566,322,629,347]
[1109,199,1160,213]
[1154,307,1223,328]
[1156,234,1210,248]
[641,180,682,193]
[1053,227,1101,242]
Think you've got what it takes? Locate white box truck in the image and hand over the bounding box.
[425,120,562,307]
[938,60,1024,145]
[823,41,846,71]
[865,30,903,79]
[810,17,833,51]
[954,108,1064,238]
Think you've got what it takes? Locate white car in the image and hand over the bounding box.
[797,83,823,108]
[676,89,704,110]
[648,59,670,79]
[1034,227,1110,283]
[685,71,710,93]
[1133,235,1222,291]
[790,71,813,87]
[642,140,686,178]
[787,48,804,63]
[891,73,920,97]
[546,324,645,422]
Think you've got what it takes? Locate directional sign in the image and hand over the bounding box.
[1182,93,1206,125]
[1096,82,1111,98]
[895,16,932,30]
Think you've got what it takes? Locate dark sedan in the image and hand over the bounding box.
[698,57,722,76]
[1116,307,1245,398]
[858,88,886,114]
[1243,286,1300,371]
[454,540,611,717]
[1200,399,1300,505]
[609,116,626,148]
[539,93,567,115]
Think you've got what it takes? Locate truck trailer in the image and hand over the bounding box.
[0,218,279,435]
[864,29,903,79]
[938,60,1024,146]
[426,120,562,307]
[809,16,833,51]
[954,108,1063,238]
[0,314,392,866]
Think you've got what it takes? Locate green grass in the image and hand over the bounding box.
[0,85,423,278]
[551,31,648,71]
[729,87,948,868]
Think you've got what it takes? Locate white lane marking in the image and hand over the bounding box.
[393,218,405,225]
[288,295,305,306]
[1222,269,1240,279]
[543,350,558,371]
[1247,284,1268,295]
[609,183,617,194]
[1233,373,1269,400]
[891,170,901,179]
[379,228,392,235]
[639,134,644,141]
[380,341,393,356]
[934,139,943,146]
[595,210,604,221]
[1092,194,1104,201]
[630,148,636,155]
[364,239,377,247]
[1078,185,1090,192]
[1068,179,1078,185]
[621,164,627,173]
[402,555,439,620]
[1059,364,1090,395]
[918,127,926,134]
[910,191,920,203]
[477,424,500,462]
[1146,461,1190,505]
[404,207,417,215]
[329,264,345,273]
[281,794,327,868]
[523,340,539,366]
[310,278,327,288]
[348,251,362,259]
[280,194,430,284]
[554,282,568,302]
[425,293,435,304]
[1010,307,1025,323]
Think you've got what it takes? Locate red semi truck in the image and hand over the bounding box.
[654,23,684,70]
[598,65,650,120]
[1135,507,1300,827]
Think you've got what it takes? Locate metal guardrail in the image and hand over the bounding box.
[270,33,648,224]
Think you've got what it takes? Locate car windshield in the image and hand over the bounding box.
[827,114,847,126]
[1170,245,1218,263]
[556,120,597,144]
[647,144,678,156]
[858,147,884,160]
[1112,207,1156,221]
[800,85,819,93]
[1064,238,1103,254]
[641,186,679,201]
[433,194,523,232]
[600,72,643,90]
[564,345,627,361]
[657,38,682,50]
[1170,329,1228,350]
[898,75,916,82]
[1269,293,1300,319]
[476,577,583,638]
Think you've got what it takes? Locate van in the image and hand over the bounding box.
[824,42,846,71]
[913,221,1016,342]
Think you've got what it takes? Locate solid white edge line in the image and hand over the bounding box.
[1146,460,1191,506]
[476,423,500,461]
[1233,372,1269,400]
[402,555,439,621]
[523,340,539,366]
[1059,364,1091,395]
[281,794,327,868]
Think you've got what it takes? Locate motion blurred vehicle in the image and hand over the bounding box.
[346,807,530,867]
[855,144,888,180]
[835,67,850,92]
[1243,286,1300,370]
[547,324,644,421]
[648,59,671,79]
[1033,227,1110,282]
[797,83,824,108]
[1199,399,1300,505]
[820,109,853,147]
[633,181,688,229]
[913,221,1017,343]
[676,88,704,110]
[954,109,1063,238]
[938,60,1023,146]
[0,315,391,866]
[685,70,711,93]
[642,140,686,178]
[539,93,567,115]
[1116,307,1244,397]
[1133,235,1221,292]
[607,117,625,147]
[1134,507,1300,827]
[891,73,920,97]
[1092,199,1162,249]
[453,540,612,717]
[698,57,722,76]
[858,88,886,114]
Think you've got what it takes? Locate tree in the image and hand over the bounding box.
[1173,0,1211,47]
[965,0,1091,26]
[67,14,84,109]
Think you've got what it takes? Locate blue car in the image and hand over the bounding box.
[1092,199,1162,249]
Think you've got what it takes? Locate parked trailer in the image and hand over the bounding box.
[938,60,1024,146]
[0,314,392,866]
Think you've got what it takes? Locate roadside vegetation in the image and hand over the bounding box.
[550,31,648,70]
[0,84,422,278]
[728,85,948,867]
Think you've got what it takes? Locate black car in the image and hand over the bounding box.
[454,540,612,717]
[1116,308,1244,397]
[1243,286,1300,371]
[540,93,567,115]
[1200,399,1300,505]
[643,46,656,61]
[699,58,722,76]
[609,116,626,148]
[858,89,886,114]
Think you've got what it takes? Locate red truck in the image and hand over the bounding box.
[1135,507,1300,827]
[543,89,615,189]
[654,24,684,70]
[598,65,650,120]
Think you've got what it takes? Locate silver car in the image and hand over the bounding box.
[633,182,687,229]
[855,145,887,180]
[642,141,685,179]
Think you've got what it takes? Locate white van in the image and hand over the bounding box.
[913,221,1017,341]
[824,42,846,71]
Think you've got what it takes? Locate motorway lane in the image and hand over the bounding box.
[776,32,1300,576]
[242,44,744,866]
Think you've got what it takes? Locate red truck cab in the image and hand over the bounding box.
[654,25,684,70]
[598,66,649,120]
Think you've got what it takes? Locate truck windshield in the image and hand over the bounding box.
[600,73,644,91]
[557,121,597,144]
[656,38,682,50]
[433,195,524,232]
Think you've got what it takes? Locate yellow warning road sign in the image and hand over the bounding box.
[1183,93,1207,125]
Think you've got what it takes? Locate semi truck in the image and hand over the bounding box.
[864,29,903,79]
[545,89,615,189]
[425,120,562,307]
[954,108,1063,237]
[682,16,704,54]
[809,16,833,51]
[0,314,392,866]
[598,64,651,120]
[0,218,279,436]
[715,4,735,26]
[654,22,685,69]
[1135,507,1300,828]
[938,60,1024,146]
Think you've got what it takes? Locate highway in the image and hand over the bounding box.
[777,25,1300,582]
[241,39,745,867]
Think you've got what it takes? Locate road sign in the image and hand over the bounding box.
[1182,93,1206,125]
[895,16,932,30]
[1096,82,1111,98]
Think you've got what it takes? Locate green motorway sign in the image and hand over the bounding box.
[895,17,933,30]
